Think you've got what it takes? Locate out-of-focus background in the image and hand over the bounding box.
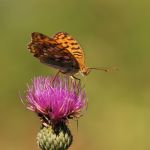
[1,0,150,149]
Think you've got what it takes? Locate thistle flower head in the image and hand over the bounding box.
[25,76,87,124]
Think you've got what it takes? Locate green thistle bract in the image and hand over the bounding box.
[37,123,73,150]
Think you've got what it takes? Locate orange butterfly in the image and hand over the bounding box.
[28,32,110,78]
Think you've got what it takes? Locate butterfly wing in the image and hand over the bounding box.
[28,32,80,74]
[53,32,85,69]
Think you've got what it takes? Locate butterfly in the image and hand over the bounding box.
[28,32,110,78]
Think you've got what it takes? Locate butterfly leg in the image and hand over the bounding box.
[71,75,81,86]
[71,75,82,94]
[72,75,81,82]
[51,70,61,84]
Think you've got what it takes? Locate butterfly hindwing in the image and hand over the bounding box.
[28,32,80,74]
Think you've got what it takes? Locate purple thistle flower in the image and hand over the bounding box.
[25,76,87,124]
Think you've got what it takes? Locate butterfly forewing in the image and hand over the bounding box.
[53,32,85,69]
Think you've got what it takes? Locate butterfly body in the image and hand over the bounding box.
[28,32,90,76]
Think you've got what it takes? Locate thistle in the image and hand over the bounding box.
[24,76,87,150]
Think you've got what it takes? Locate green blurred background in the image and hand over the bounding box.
[1,0,150,149]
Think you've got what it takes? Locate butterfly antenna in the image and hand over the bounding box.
[89,66,118,72]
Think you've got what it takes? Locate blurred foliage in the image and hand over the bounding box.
[0,0,150,150]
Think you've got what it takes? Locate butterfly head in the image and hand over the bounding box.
[81,66,91,76]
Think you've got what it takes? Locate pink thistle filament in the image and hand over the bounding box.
[26,76,87,123]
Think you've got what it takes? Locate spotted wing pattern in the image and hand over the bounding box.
[53,32,85,69]
[28,32,80,74]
